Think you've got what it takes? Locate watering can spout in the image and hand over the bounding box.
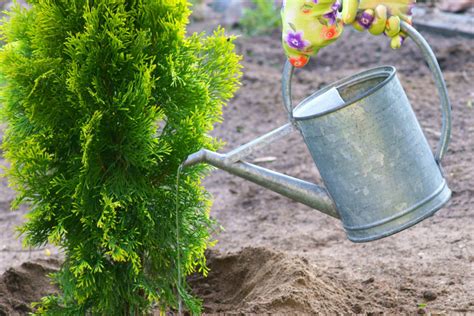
[183,145,339,219]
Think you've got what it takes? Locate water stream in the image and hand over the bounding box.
[175,164,184,315]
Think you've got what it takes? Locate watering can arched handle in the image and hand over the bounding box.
[282,21,452,164]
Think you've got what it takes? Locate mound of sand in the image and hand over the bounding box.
[189,247,393,314]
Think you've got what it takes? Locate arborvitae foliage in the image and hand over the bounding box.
[0,0,241,314]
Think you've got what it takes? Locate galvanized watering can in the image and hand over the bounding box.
[184,22,452,242]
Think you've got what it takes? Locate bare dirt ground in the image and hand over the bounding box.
[0,13,473,316]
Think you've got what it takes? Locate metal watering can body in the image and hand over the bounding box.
[184,22,452,242]
[290,66,450,241]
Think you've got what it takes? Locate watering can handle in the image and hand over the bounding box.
[282,21,452,164]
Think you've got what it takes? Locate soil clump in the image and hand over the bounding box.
[0,260,59,315]
[190,247,423,314]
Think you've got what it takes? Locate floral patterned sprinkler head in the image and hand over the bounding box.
[286,31,310,50]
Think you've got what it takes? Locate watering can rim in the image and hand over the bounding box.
[292,65,396,121]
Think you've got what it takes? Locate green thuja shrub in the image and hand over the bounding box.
[0,0,241,314]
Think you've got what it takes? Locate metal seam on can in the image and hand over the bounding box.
[348,187,451,242]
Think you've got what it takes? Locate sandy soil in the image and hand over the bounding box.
[0,18,473,315]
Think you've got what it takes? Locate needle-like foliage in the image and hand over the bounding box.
[0,0,241,314]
